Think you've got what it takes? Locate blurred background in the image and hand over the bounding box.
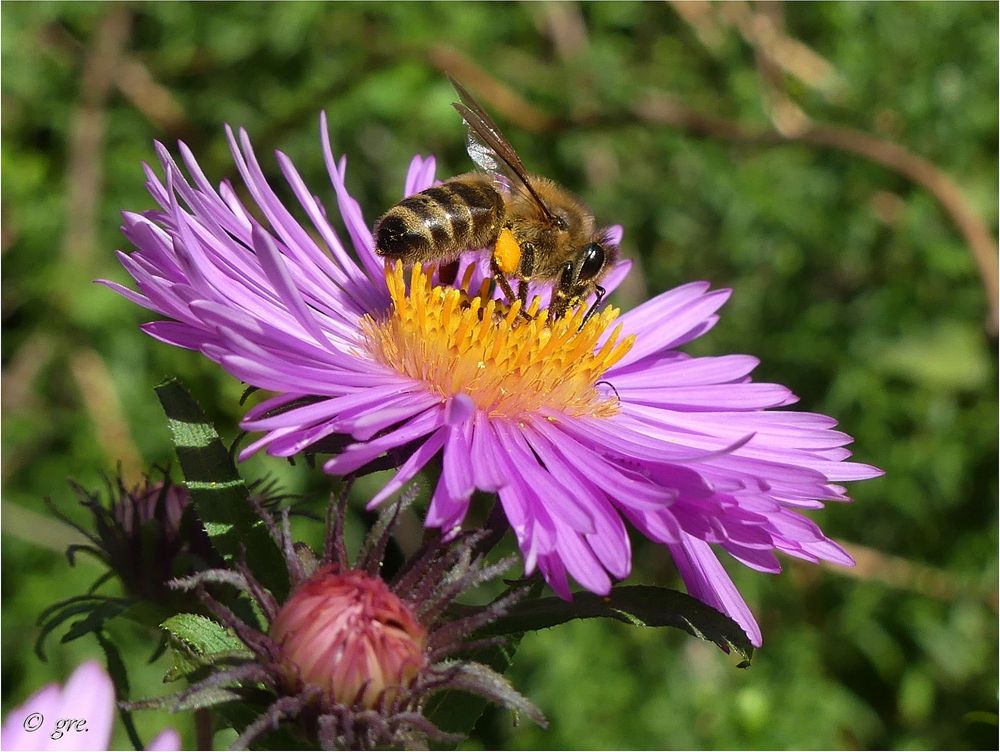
[2,2,997,749]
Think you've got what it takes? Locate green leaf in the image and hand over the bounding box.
[155,378,288,597]
[161,613,249,656]
[480,585,754,664]
[35,596,130,659]
[161,613,253,682]
[61,600,131,645]
[163,641,202,684]
[425,577,542,740]
[163,639,251,683]
[36,593,112,630]
[424,638,523,740]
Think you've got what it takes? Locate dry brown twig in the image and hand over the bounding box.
[669,0,727,50]
[115,57,188,133]
[719,0,843,96]
[1,334,54,415]
[61,8,132,266]
[69,348,144,483]
[671,0,842,98]
[732,0,812,136]
[633,91,1000,334]
[826,542,998,611]
[538,1,589,62]
[429,45,557,133]
[668,0,997,331]
[38,16,188,136]
[49,10,145,484]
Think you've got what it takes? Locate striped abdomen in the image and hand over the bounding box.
[374,179,505,262]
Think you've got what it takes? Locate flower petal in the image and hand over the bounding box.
[668,535,763,647]
[53,661,115,750]
[1,683,61,751]
[147,728,182,751]
[368,428,448,508]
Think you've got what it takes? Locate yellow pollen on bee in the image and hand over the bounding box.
[362,262,635,419]
[493,228,522,275]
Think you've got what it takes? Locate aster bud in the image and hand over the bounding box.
[54,471,218,602]
[143,490,544,750]
[270,566,427,709]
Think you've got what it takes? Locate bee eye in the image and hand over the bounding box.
[554,215,568,231]
[577,243,606,282]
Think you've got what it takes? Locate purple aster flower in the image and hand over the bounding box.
[1,661,179,750]
[104,117,881,646]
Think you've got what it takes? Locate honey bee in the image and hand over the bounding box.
[373,77,617,321]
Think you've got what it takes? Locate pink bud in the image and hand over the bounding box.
[270,566,427,709]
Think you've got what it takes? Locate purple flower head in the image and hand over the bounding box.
[105,117,881,646]
[1,661,179,751]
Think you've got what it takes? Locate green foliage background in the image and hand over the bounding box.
[2,2,996,749]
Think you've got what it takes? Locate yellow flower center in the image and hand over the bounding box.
[361,262,635,419]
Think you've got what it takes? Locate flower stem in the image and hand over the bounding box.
[195,708,214,750]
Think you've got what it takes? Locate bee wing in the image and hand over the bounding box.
[449,76,557,222]
[462,123,512,191]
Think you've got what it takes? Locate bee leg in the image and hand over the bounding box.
[547,261,575,322]
[437,259,461,287]
[490,255,518,303]
[580,285,607,329]
[516,243,535,319]
[490,256,532,321]
[548,292,569,322]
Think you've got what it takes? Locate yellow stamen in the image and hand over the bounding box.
[362,263,635,419]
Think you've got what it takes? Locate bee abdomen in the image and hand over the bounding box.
[375,181,504,260]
